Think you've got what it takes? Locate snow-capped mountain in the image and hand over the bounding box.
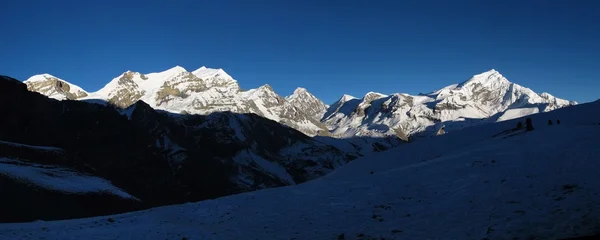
[25,66,329,137]
[324,69,577,139]
[24,74,89,100]
[285,87,329,120]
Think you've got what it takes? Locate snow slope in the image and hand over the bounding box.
[1,100,598,240]
[0,158,137,200]
[0,140,63,152]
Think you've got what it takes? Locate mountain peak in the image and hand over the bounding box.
[286,87,304,100]
[457,69,508,89]
[483,69,497,74]
[285,87,328,121]
[165,65,187,73]
[474,69,502,79]
[24,74,59,83]
[23,74,89,100]
[286,87,323,104]
[364,91,387,98]
[259,84,274,92]
[293,87,308,94]
[192,66,233,81]
[338,94,356,103]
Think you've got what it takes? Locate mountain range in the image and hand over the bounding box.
[25,67,577,140]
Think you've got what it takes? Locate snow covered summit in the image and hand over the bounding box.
[24,74,89,100]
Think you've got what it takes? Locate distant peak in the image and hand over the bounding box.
[39,73,56,78]
[287,87,319,101]
[338,94,356,102]
[192,66,211,73]
[458,69,508,88]
[167,65,187,72]
[192,66,222,72]
[192,66,234,80]
[474,69,502,78]
[259,84,274,91]
[364,91,387,98]
[293,87,308,94]
[25,74,60,83]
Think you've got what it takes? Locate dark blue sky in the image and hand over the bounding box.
[1,0,598,103]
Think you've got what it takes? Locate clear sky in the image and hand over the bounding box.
[1,0,598,104]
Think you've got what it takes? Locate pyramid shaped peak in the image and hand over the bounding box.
[259,84,274,91]
[192,66,233,80]
[337,94,356,103]
[294,87,308,93]
[287,87,320,101]
[474,69,503,78]
[165,65,187,73]
[457,69,508,88]
[290,87,313,97]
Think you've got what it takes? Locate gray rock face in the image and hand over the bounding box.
[285,87,329,121]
